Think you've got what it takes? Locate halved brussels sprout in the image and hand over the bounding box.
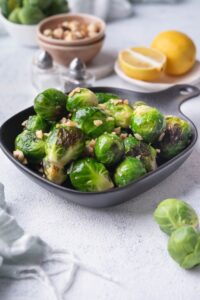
[114,157,146,187]
[18,5,45,24]
[94,133,125,166]
[43,157,67,184]
[24,115,49,132]
[159,116,192,160]
[96,92,119,104]
[154,198,198,235]
[72,107,115,138]
[15,130,45,164]
[69,158,114,192]
[131,104,166,143]
[34,88,67,122]
[45,124,85,166]
[124,136,157,172]
[67,88,98,112]
[104,99,133,128]
[168,226,200,269]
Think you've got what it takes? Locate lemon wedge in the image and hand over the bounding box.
[118,47,166,81]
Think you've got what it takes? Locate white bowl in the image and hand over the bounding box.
[0,12,38,47]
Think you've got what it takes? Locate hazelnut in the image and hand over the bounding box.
[53,28,64,39]
[43,28,53,37]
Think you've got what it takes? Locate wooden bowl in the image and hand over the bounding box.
[37,13,106,47]
[37,36,105,66]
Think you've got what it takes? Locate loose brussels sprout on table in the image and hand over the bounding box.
[72,107,115,138]
[94,133,125,166]
[13,87,193,192]
[15,130,45,164]
[69,158,114,192]
[159,116,192,160]
[154,198,198,235]
[131,104,166,143]
[67,88,98,112]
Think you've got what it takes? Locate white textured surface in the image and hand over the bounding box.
[0,1,200,299]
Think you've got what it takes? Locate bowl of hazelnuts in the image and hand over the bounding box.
[37,13,106,65]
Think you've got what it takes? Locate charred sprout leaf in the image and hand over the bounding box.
[18,5,45,24]
[114,157,146,187]
[67,88,98,112]
[96,92,120,104]
[43,157,67,184]
[72,107,115,138]
[159,116,192,160]
[15,130,45,164]
[131,104,166,143]
[45,124,85,166]
[25,115,49,132]
[124,136,157,172]
[34,88,67,122]
[168,226,200,269]
[69,158,114,192]
[94,133,125,166]
[105,99,133,128]
[154,198,198,235]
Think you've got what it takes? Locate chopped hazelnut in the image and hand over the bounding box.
[13,150,24,162]
[43,28,53,37]
[87,22,99,33]
[120,133,128,139]
[123,99,129,105]
[21,120,27,127]
[113,127,121,134]
[36,130,43,139]
[156,149,161,153]
[134,133,143,141]
[65,120,77,127]
[93,120,103,127]
[98,104,106,110]
[106,117,114,121]
[53,28,64,39]
[110,99,123,105]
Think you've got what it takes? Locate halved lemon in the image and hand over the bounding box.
[118,47,166,81]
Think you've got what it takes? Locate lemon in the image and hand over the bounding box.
[118,47,166,81]
[151,30,196,76]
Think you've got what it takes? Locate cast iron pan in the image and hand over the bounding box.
[0,85,199,208]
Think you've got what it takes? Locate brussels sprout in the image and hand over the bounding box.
[168,226,200,269]
[34,88,67,122]
[94,133,125,166]
[18,5,45,24]
[154,198,198,235]
[105,99,133,128]
[69,158,114,192]
[159,116,192,160]
[45,124,85,166]
[1,0,21,18]
[67,88,98,112]
[124,136,157,172]
[23,0,52,10]
[8,7,21,23]
[24,115,49,132]
[131,105,166,143]
[46,0,69,16]
[72,107,115,138]
[114,157,146,187]
[96,92,120,104]
[15,130,45,164]
[43,157,67,184]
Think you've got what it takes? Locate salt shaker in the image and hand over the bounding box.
[31,50,61,91]
[61,58,95,93]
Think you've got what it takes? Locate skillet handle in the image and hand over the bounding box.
[148,84,200,116]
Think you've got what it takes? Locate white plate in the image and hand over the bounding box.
[114,60,200,92]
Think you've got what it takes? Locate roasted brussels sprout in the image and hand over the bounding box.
[23,0,52,10]
[131,104,166,143]
[94,133,125,166]
[114,157,146,187]
[159,116,192,160]
[104,99,133,128]
[124,136,157,172]
[8,7,21,23]
[168,226,200,269]
[43,157,67,184]
[69,158,114,192]
[154,198,198,235]
[96,92,119,104]
[1,0,21,18]
[24,115,49,132]
[34,88,67,122]
[67,88,98,112]
[72,107,115,138]
[46,0,69,16]
[18,5,45,24]
[15,130,45,164]
[45,124,85,166]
